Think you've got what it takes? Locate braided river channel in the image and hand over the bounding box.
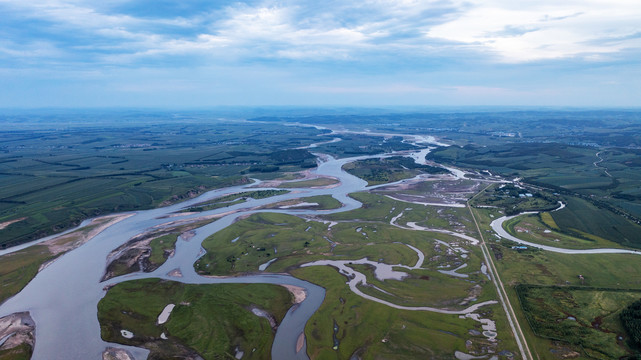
[0,135,448,359]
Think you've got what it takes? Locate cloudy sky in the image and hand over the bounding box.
[1,0,640,107]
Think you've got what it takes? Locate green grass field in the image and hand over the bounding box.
[98,279,293,359]
[471,206,641,359]
[0,121,325,248]
[291,266,518,359]
[503,213,624,250]
[0,245,53,305]
[551,197,641,249]
[183,189,290,212]
[148,234,178,266]
[263,195,343,210]
[515,285,641,359]
[192,201,520,358]
[0,217,115,304]
[342,156,448,186]
[428,141,641,221]
[277,177,339,188]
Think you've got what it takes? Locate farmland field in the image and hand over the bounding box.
[0,118,326,248]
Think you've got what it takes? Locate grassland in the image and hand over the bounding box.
[277,177,339,188]
[291,266,515,359]
[102,216,229,281]
[98,279,292,359]
[194,211,440,276]
[5,110,641,359]
[326,192,477,237]
[350,261,494,308]
[0,120,325,248]
[471,206,641,359]
[193,191,520,358]
[102,233,181,281]
[503,214,624,250]
[0,245,53,305]
[474,209,641,289]
[550,197,641,249]
[428,142,641,223]
[470,183,560,216]
[0,215,123,304]
[470,180,641,249]
[515,285,641,359]
[195,198,476,278]
[309,134,418,158]
[262,195,343,210]
[148,234,178,266]
[183,190,290,212]
[343,156,449,186]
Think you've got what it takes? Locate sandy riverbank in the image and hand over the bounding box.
[44,213,135,257]
[281,284,307,304]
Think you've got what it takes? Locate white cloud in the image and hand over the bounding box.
[426,0,641,62]
[1,0,639,67]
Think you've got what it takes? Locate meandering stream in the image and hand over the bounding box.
[490,210,641,255]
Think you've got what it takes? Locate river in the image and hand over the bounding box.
[490,209,641,255]
[0,135,455,359]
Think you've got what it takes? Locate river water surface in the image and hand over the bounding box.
[0,141,452,360]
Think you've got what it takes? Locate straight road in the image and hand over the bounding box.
[467,187,534,360]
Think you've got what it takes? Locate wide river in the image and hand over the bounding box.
[0,142,443,360]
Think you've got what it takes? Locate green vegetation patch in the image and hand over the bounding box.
[148,234,178,267]
[102,233,179,281]
[98,279,292,359]
[195,209,469,278]
[184,190,289,212]
[540,212,559,230]
[551,197,641,249]
[470,183,560,216]
[0,245,53,304]
[343,156,449,186]
[328,192,476,236]
[490,240,641,289]
[350,263,486,308]
[516,285,641,359]
[503,213,623,250]
[195,212,331,275]
[291,266,517,359]
[266,195,342,210]
[428,141,641,222]
[326,192,399,222]
[310,134,418,158]
[0,120,326,249]
[621,298,641,351]
[0,343,32,360]
[277,177,339,188]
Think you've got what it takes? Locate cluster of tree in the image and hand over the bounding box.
[621,298,641,350]
[269,149,315,165]
[385,156,450,174]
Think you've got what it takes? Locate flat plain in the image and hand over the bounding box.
[1,109,641,360]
